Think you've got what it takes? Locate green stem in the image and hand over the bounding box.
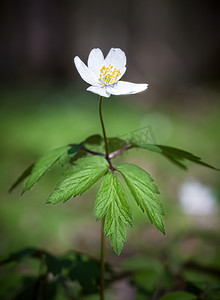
[100,215,106,300]
[99,96,115,171]
[99,96,107,300]
[99,96,109,159]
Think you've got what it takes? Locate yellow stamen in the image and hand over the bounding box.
[99,64,121,86]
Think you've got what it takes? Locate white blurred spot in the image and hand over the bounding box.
[178,179,218,215]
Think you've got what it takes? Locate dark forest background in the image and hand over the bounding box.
[1,0,220,97]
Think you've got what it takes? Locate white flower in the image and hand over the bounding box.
[74,48,148,98]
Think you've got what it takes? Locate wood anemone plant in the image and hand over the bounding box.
[10,48,218,300]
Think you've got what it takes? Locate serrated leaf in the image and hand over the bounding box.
[22,145,70,194]
[132,140,218,170]
[9,164,34,193]
[158,145,218,170]
[46,155,109,205]
[117,164,165,234]
[95,172,132,226]
[108,218,127,256]
[96,172,132,255]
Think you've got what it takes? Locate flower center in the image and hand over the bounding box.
[99,65,121,86]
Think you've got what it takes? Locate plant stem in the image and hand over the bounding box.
[99,96,107,300]
[99,96,115,171]
[108,144,133,159]
[99,96,109,159]
[100,215,106,300]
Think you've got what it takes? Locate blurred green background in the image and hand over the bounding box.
[1,88,219,298]
[1,0,220,299]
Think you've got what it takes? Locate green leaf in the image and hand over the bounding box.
[68,254,100,293]
[22,145,70,194]
[45,253,62,276]
[134,269,161,292]
[0,247,41,266]
[59,143,83,166]
[83,134,104,156]
[158,291,197,300]
[49,135,105,167]
[107,137,127,153]
[132,140,218,170]
[131,140,162,153]
[158,145,219,170]
[95,172,132,255]
[46,155,109,205]
[67,143,83,154]
[182,269,220,291]
[117,164,165,234]
[9,164,34,193]
[69,149,88,164]
[84,134,103,145]
[0,248,61,276]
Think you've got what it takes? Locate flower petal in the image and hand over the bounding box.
[104,48,126,69]
[87,48,104,77]
[87,86,111,98]
[106,81,148,95]
[74,56,98,85]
